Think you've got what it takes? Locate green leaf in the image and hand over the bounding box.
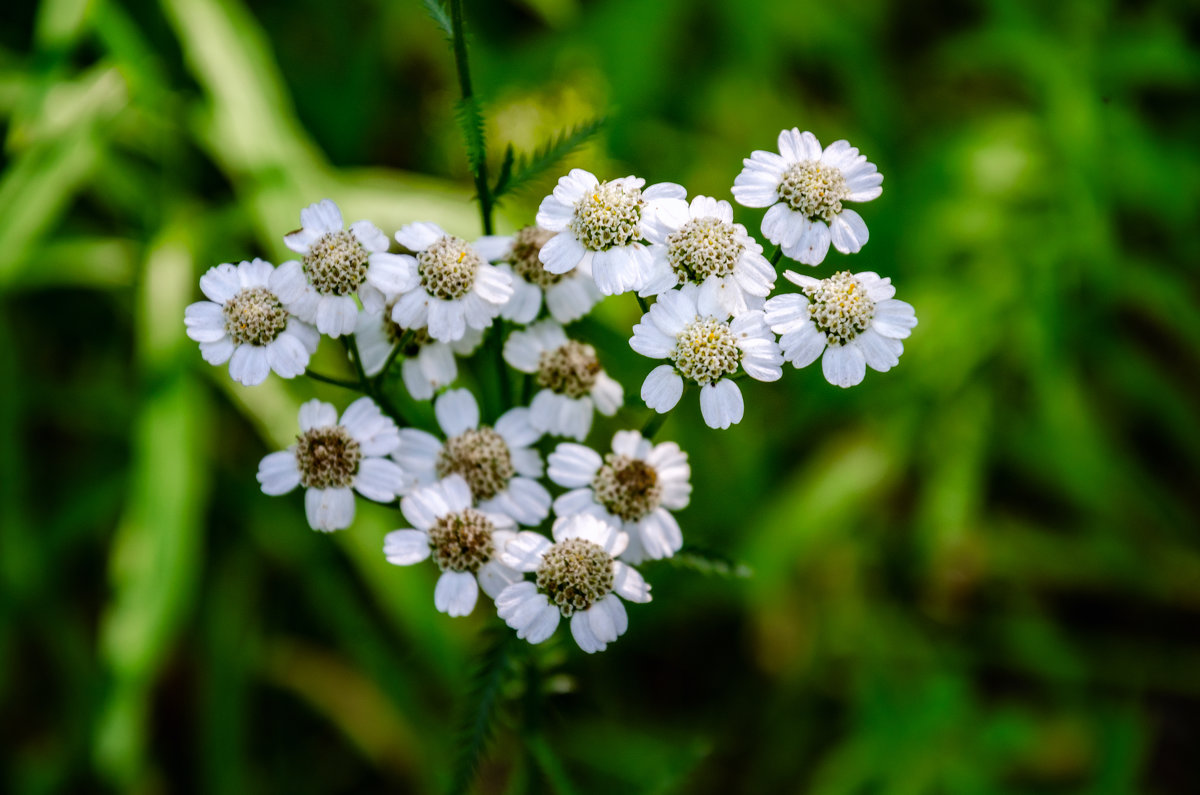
[422,0,453,38]
[448,627,517,795]
[492,118,605,201]
[661,545,752,579]
[492,143,515,197]
[454,96,488,180]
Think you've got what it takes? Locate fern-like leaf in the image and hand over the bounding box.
[454,96,488,178]
[448,627,515,795]
[492,118,605,201]
[422,0,453,38]
[663,544,753,579]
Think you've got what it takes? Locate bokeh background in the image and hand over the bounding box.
[3,0,1199,792]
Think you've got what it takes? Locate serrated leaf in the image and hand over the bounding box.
[493,118,605,201]
[492,143,515,197]
[421,0,453,38]
[663,545,753,579]
[454,96,488,178]
[448,627,516,795]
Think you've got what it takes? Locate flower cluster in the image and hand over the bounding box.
[185,129,917,654]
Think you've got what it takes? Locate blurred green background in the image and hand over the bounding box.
[3,0,1199,792]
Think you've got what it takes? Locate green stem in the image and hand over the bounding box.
[449,0,493,235]
[304,370,363,391]
[345,336,370,391]
[635,293,651,316]
[641,409,670,440]
[771,245,783,266]
[373,330,414,390]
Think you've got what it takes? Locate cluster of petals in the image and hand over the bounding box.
[733,129,882,266]
[274,199,418,337]
[631,283,782,429]
[474,230,603,324]
[356,310,482,400]
[184,258,319,386]
[503,321,623,441]
[535,169,688,296]
[639,194,775,317]
[548,431,691,564]
[495,514,651,653]
[257,398,410,531]
[392,389,551,526]
[383,474,522,617]
[764,270,917,387]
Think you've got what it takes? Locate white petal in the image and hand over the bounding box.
[473,234,514,262]
[545,276,602,323]
[779,322,827,368]
[304,487,355,532]
[354,457,409,502]
[394,222,445,252]
[198,263,241,304]
[228,345,270,386]
[612,561,651,603]
[502,327,543,373]
[393,428,442,482]
[497,531,553,572]
[636,508,683,560]
[590,594,628,642]
[315,295,359,337]
[365,252,419,296]
[611,430,651,459]
[434,388,480,436]
[266,334,310,379]
[871,299,918,339]
[570,612,604,653]
[547,443,603,487]
[183,301,227,343]
[199,337,235,365]
[787,220,832,266]
[590,372,623,416]
[829,209,869,255]
[763,293,811,334]
[440,474,475,512]
[538,231,586,274]
[821,343,867,387]
[698,379,744,429]
[434,570,479,617]
[257,450,301,495]
[641,366,684,412]
[298,399,338,431]
[400,484,450,531]
[477,561,521,599]
[495,407,541,449]
[299,199,343,236]
[350,220,389,253]
[426,298,467,343]
[383,529,432,565]
[777,128,822,162]
[854,328,903,372]
[629,320,675,359]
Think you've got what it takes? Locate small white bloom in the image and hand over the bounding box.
[502,320,623,441]
[257,397,411,532]
[630,283,782,430]
[732,129,882,266]
[383,475,522,617]
[273,199,419,337]
[639,194,775,317]
[547,430,691,565]
[355,309,483,400]
[475,225,604,324]
[535,168,688,296]
[392,389,551,526]
[764,270,917,388]
[390,222,513,343]
[184,258,319,386]
[495,514,651,653]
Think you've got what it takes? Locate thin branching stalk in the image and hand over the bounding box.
[449,0,493,234]
[304,370,363,391]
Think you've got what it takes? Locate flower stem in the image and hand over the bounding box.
[374,329,415,390]
[304,370,363,391]
[635,293,650,316]
[641,409,669,440]
[449,0,493,235]
[771,245,783,266]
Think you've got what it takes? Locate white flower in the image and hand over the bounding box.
[764,270,917,388]
[732,129,882,266]
[356,309,483,400]
[475,225,604,324]
[495,514,651,653]
[547,430,691,564]
[390,222,513,343]
[630,283,782,430]
[382,475,522,617]
[639,194,775,317]
[257,397,410,532]
[272,199,419,337]
[502,320,624,441]
[535,168,688,296]
[184,258,319,386]
[392,389,551,526]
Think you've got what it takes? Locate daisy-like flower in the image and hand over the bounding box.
[630,283,783,430]
[382,475,522,617]
[732,129,882,266]
[390,222,513,343]
[547,430,691,564]
[273,199,418,337]
[495,514,651,653]
[764,270,918,388]
[184,258,319,386]
[502,320,624,441]
[639,195,775,317]
[475,225,604,324]
[355,309,483,400]
[392,389,551,526]
[257,397,410,531]
[535,169,688,296]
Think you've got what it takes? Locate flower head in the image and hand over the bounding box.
[257,397,411,531]
[355,308,483,400]
[503,321,624,441]
[547,430,691,564]
[764,270,917,387]
[495,514,651,653]
[184,258,319,385]
[389,222,514,343]
[535,169,687,296]
[392,389,551,526]
[383,475,522,617]
[475,225,604,324]
[630,283,782,429]
[640,195,775,316]
[732,129,882,266]
[271,199,419,336]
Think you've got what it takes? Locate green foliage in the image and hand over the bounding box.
[449,628,518,795]
[492,118,606,200]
